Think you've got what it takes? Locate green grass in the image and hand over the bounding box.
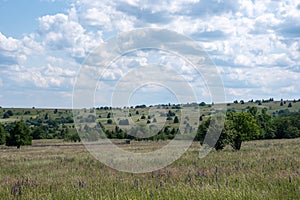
[0,138,299,199]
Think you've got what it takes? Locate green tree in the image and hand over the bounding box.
[6,121,32,148]
[64,127,81,142]
[197,116,229,151]
[107,119,113,124]
[256,108,275,139]
[0,123,6,145]
[227,112,260,150]
[31,126,45,139]
[173,116,179,123]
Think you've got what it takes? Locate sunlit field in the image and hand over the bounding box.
[0,138,299,199]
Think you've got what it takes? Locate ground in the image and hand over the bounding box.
[0,138,299,199]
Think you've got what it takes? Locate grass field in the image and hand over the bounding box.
[0,138,299,199]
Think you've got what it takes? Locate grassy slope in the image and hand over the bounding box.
[0,138,299,199]
[1,100,300,132]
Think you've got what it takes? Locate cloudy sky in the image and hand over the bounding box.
[0,0,299,108]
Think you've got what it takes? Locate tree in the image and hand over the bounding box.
[199,102,206,106]
[6,121,32,148]
[227,112,260,150]
[288,102,292,108]
[255,108,275,139]
[173,116,179,123]
[273,115,300,139]
[64,127,81,142]
[196,116,229,151]
[3,110,13,119]
[248,106,258,117]
[31,126,44,139]
[0,123,5,145]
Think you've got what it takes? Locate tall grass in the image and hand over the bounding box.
[0,138,299,199]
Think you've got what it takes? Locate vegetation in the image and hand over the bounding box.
[0,99,299,199]
[6,121,32,148]
[0,99,299,149]
[0,123,5,145]
[0,138,299,199]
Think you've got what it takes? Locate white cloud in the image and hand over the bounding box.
[1,0,300,107]
[0,32,20,51]
[37,12,103,58]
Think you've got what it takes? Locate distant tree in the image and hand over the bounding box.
[64,127,81,142]
[240,100,245,104]
[199,102,206,106]
[24,111,31,115]
[170,127,176,135]
[31,127,44,139]
[3,110,13,119]
[288,102,292,108]
[199,116,203,121]
[0,123,5,145]
[280,101,284,106]
[54,109,58,114]
[166,116,173,121]
[167,110,175,117]
[147,120,151,124]
[107,112,111,118]
[136,110,139,115]
[173,116,179,123]
[107,119,113,124]
[6,110,13,116]
[6,121,32,148]
[248,106,258,117]
[141,114,146,119]
[3,112,10,119]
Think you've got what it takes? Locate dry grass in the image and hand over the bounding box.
[0,138,299,199]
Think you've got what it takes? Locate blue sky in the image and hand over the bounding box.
[0,0,299,108]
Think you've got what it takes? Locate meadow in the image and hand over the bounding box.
[0,138,299,199]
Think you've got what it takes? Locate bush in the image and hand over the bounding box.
[0,124,5,145]
[6,121,32,148]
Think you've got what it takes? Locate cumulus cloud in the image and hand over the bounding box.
[37,12,103,58]
[1,0,300,107]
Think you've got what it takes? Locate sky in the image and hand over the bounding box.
[0,0,299,108]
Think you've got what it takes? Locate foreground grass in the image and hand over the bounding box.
[0,139,299,199]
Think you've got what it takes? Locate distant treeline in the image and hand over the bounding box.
[0,103,300,149]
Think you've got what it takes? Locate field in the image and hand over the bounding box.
[0,138,299,199]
